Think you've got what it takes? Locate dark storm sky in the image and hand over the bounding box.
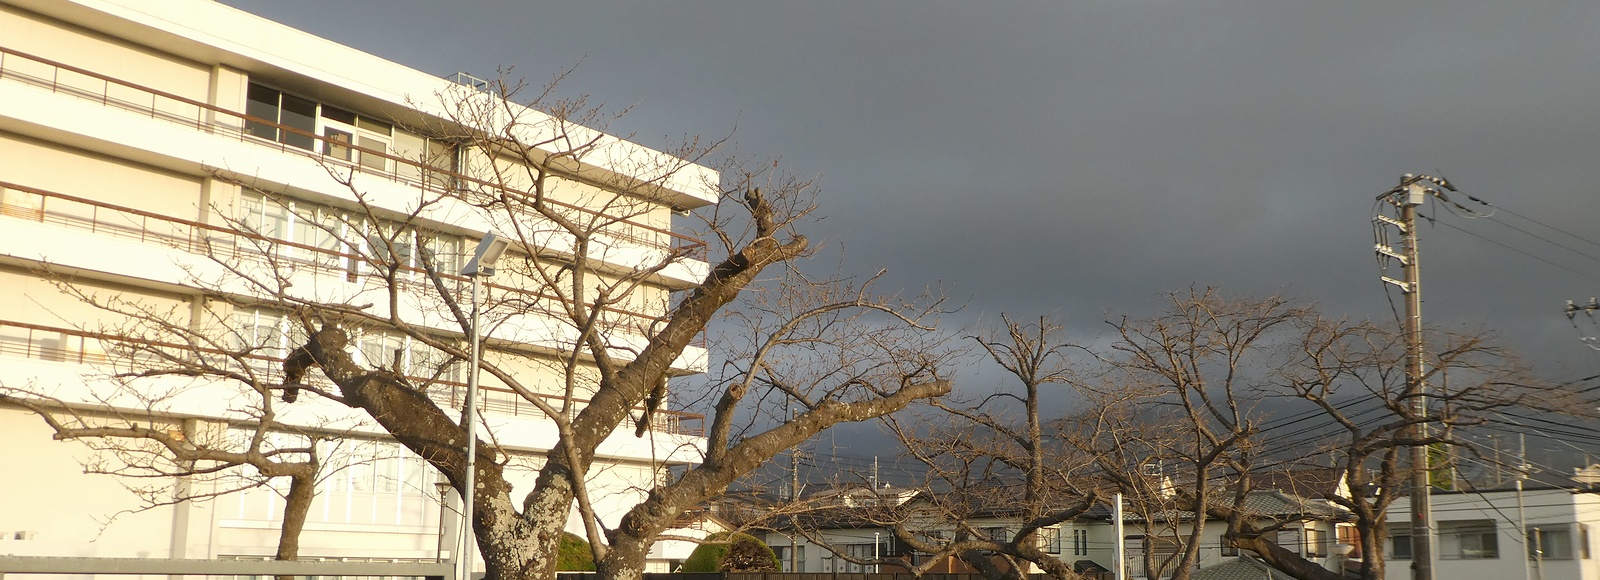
[218,0,1600,386]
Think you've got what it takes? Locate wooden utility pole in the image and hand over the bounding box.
[1378,174,1452,580]
[1401,180,1434,580]
[789,406,801,573]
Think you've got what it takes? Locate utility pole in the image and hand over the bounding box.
[789,406,801,573]
[1113,493,1126,580]
[1377,174,1454,580]
[1518,433,1532,580]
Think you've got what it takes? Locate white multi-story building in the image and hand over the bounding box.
[0,0,713,571]
[1386,488,1600,580]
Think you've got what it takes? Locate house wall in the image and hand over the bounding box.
[766,516,1094,575]
[1386,490,1600,580]
[1117,518,1342,579]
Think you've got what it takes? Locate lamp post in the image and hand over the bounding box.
[458,232,510,580]
[873,531,881,574]
[1331,543,1354,575]
[436,476,455,563]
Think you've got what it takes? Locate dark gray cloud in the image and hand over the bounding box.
[222,0,1600,383]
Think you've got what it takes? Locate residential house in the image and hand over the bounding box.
[1385,487,1600,580]
[1122,489,1352,579]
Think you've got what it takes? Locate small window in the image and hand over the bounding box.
[1391,530,1413,560]
[245,83,280,141]
[358,135,389,170]
[1440,520,1498,560]
[356,115,393,134]
[1306,528,1329,559]
[278,94,317,150]
[1221,537,1239,557]
[1530,525,1575,560]
[1074,528,1090,556]
[321,104,357,124]
[1038,527,1060,554]
[324,128,354,161]
[1338,525,1363,559]
[984,527,1008,543]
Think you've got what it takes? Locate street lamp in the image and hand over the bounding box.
[458,231,509,580]
[1331,543,1355,575]
[435,475,455,563]
[873,531,881,573]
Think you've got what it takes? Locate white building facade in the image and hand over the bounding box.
[1386,489,1600,580]
[0,0,713,571]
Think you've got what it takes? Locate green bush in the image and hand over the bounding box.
[681,532,780,572]
[557,532,596,571]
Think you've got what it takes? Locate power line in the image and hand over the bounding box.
[1417,211,1600,283]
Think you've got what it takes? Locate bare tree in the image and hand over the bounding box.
[1244,312,1553,580]
[0,295,326,565]
[830,316,1101,580]
[1086,290,1559,580]
[1089,289,1307,580]
[6,74,951,580]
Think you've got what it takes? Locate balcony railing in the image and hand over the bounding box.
[0,46,707,260]
[0,318,704,437]
[0,179,689,340]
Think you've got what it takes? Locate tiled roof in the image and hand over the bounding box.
[1193,556,1285,580]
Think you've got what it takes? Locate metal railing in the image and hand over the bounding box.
[0,319,704,436]
[0,45,707,260]
[0,179,687,338]
[0,555,452,579]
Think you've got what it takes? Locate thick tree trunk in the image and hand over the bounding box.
[1234,536,1344,580]
[274,472,314,580]
[292,329,552,580]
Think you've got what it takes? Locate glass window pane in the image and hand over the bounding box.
[356,116,392,135]
[245,83,280,141]
[424,139,457,188]
[357,135,388,170]
[279,94,317,150]
[321,104,357,124]
[324,128,353,161]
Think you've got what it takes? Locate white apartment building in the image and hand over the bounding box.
[1386,489,1600,580]
[0,0,714,571]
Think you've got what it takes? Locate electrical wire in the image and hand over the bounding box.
[1416,211,1600,283]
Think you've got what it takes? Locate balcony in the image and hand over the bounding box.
[0,179,698,352]
[0,318,704,437]
[0,46,707,262]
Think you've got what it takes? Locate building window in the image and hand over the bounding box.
[245,83,316,150]
[1530,525,1575,560]
[1038,527,1061,554]
[1390,529,1413,560]
[1074,528,1090,556]
[775,546,806,572]
[1439,520,1497,560]
[245,82,395,169]
[830,542,884,573]
[1305,528,1329,559]
[985,527,1008,543]
[320,104,394,171]
[1220,537,1239,557]
[1338,525,1362,559]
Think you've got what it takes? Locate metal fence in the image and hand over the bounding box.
[0,555,451,579]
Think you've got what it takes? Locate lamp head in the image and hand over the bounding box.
[461,232,511,277]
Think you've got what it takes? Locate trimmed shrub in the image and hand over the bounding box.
[681,532,781,572]
[557,532,596,571]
